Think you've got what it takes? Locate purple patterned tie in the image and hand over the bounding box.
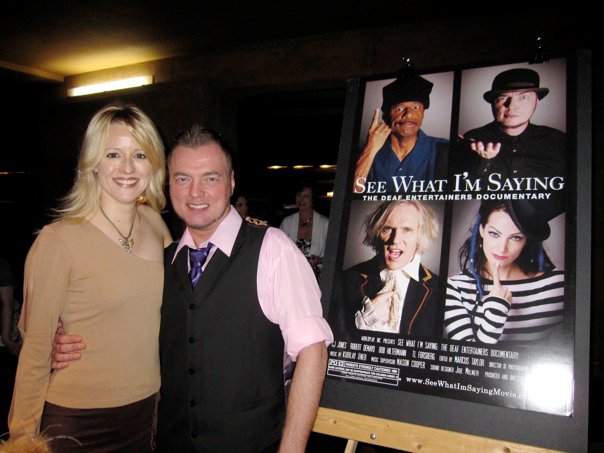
[188,243,213,288]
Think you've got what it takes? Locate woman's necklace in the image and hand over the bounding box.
[299,212,313,227]
[99,205,137,253]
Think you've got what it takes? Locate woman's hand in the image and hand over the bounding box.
[308,255,323,268]
[488,264,512,304]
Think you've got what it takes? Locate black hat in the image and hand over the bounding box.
[381,75,433,116]
[505,200,551,242]
[483,68,549,103]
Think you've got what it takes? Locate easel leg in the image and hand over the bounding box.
[344,439,358,453]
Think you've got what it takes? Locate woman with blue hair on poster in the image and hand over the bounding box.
[444,200,565,344]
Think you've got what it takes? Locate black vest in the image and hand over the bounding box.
[157,222,285,452]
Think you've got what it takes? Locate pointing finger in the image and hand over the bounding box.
[493,263,501,287]
[370,108,381,129]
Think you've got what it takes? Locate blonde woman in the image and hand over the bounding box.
[9,103,172,451]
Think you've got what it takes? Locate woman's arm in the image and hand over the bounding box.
[309,212,329,266]
[279,214,297,242]
[444,276,511,344]
[9,226,70,439]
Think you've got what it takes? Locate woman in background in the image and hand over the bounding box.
[279,184,329,279]
[9,104,172,451]
[232,192,249,219]
[445,200,564,344]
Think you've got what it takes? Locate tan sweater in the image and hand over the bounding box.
[9,219,163,439]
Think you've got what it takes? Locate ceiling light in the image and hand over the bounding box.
[68,75,153,97]
[319,165,337,170]
[292,165,313,170]
[267,165,288,170]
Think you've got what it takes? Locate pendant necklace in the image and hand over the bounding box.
[300,214,312,227]
[99,205,137,253]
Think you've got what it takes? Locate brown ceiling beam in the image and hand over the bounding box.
[0,59,64,82]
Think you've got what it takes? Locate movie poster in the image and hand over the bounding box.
[326,58,574,416]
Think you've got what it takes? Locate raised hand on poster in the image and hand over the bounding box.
[354,108,391,190]
[460,134,502,160]
[488,263,512,303]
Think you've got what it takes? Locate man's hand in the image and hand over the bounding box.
[353,108,392,190]
[464,135,502,160]
[51,319,86,370]
[365,108,392,155]
[489,264,512,304]
[370,291,394,324]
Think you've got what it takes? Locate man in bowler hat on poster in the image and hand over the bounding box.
[354,74,449,192]
[460,68,566,180]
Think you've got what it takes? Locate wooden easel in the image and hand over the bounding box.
[313,408,563,452]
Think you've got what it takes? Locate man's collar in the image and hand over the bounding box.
[416,128,427,142]
[172,206,242,263]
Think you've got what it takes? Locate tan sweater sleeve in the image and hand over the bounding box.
[9,225,71,439]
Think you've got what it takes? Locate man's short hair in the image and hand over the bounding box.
[363,200,438,254]
[169,124,233,173]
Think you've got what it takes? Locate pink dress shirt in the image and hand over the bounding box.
[172,206,333,360]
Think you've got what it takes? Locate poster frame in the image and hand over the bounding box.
[318,50,591,452]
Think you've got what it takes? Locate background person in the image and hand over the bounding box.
[9,104,172,450]
[232,192,249,219]
[279,184,329,279]
[1,258,20,438]
[445,200,565,344]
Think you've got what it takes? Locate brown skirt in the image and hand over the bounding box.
[40,393,158,452]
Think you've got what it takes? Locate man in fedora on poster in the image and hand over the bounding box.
[460,68,566,180]
[354,74,449,192]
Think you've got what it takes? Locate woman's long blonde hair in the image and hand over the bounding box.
[57,103,166,220]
